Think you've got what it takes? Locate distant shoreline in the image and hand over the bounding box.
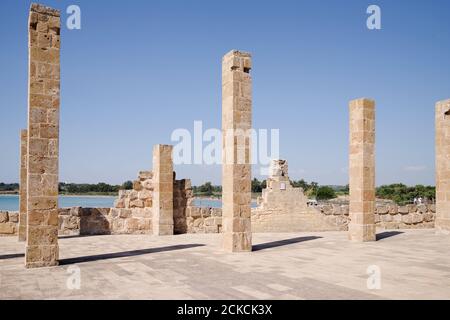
[0,194,116,198]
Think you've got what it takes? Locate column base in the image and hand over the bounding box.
[153,224,174,236]
[435,219,450,233]
[25,245,59,268]
[223,232,252,252]
[348,223,376,242]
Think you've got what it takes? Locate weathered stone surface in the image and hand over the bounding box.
[388,204,398,215]
[348,98,376,242]
[402,214,413,225]
[26,4,61,268]
[139,171,153,180]
[417,204,428,214]
[398,206,409,215]
[0,212,8,223]
[152,145,174,235]
[9,212,19,223]
[0,223,17,235]
[19,130,28,241]
[376,205,389,215]
[222,50,252,252]
[435,99,450,232]
[130,199,144,208]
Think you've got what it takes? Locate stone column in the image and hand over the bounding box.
[435,99,450,233]
[19,129,28,242]
[152,144,174,235]
[221,50,252,252]
[348,98,376,242]
[26,4,60,268]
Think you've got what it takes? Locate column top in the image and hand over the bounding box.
[153,144,174,151]
[349,98,375,108]
[223,50,252,60]
[222,50,252,73]
[436,99,450,106]
[30,3,60,17]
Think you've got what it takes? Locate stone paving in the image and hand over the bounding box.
[0,229,449,299]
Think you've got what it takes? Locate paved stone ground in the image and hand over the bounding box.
[0,229,449,299]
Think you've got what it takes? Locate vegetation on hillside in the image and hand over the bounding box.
[376,184,435,205]
[1,179,436,204]
[0,183,19,193]
[192,182,222,198]
[58,181,134,195]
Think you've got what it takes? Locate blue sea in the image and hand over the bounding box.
[0,195,257,211]
[0,195,116,211]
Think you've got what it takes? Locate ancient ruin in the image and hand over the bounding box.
[18,129,27,241]
[348,98,376,242]
[435,99,450,233]
[25,4,61,268]
[221,50,253,252]
[252,160,344,232]
[4,4,448,273]
[152,144,175,236]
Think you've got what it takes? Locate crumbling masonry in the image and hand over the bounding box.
[25,4,61,268]
[435,99,450,233]
[222,50,253,252]
[18,129,28,241]
[348,98,376,242]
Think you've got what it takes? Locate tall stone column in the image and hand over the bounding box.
[348,98,376,242]
[222,50,252,252]
[435,99,450,233]
[152,144,174,235]
[19,129,28,242]
[26,4,60,268]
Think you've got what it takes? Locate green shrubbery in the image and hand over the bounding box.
[376,184,435,205]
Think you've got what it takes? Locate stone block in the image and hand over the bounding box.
[376,205,389,215]
[8,212,19,223]
[0,212,8,223]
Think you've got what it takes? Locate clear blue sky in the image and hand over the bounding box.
[1,0,449,186]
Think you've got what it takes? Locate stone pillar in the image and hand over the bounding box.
[152,144,174,235]
[221,50,252,252]
[25,4,60,268]
[19,129,28,242]
[348,98,376,242]
[435,99,450,233]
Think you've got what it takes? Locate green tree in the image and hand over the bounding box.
[316,186,336,200]
[198,182,214,196]
[251,178,263,193]
[121,181,133,190]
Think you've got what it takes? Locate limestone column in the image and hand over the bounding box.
[26,4,61,268]
[348,98,376,242]
[222,50,252,252]
[435,99,450,233]
[19,129,28,241]
[152,144,174,235]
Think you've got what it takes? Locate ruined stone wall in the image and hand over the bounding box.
[316,203,435,230]
[114,168,192,235]
[0,211,19,236]
[115,171,154,209]
[251,159,343,232]
[0,202,437,237]
[173,179,194,234]
[185,207,223,233]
